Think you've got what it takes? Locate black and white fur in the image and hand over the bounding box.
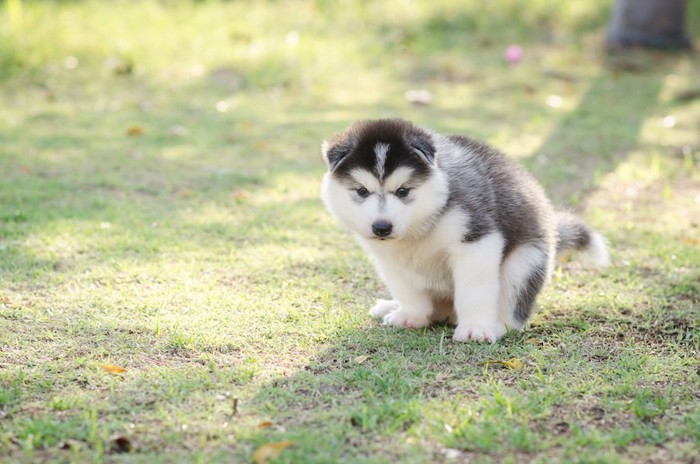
[321,119,609,343]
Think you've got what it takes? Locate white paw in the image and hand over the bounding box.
[369,299,400,318]
[453,322,507,343]
[382,309,430,329]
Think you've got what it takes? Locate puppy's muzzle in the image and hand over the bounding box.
[372,221,393,238]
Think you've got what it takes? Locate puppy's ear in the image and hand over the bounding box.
[406,130,436,166]
[321,134,355,171]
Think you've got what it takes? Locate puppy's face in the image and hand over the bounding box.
[321,119,448,241]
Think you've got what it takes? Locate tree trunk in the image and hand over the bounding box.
[606,0,692,49]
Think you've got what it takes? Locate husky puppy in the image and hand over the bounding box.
[320,119,610,343]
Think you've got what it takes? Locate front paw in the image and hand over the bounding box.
[369,299,400,318]
[383,309,430,329]
[453,322,507,343]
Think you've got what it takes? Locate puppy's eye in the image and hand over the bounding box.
[356,187,370,198]
[396,187,410,198]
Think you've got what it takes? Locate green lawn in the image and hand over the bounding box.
[1,1,699,462]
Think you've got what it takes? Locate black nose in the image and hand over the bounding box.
[372,221,393,237]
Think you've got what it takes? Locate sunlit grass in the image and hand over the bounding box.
[1,0,614,84]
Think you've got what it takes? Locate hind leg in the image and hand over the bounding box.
[499,243,550,329]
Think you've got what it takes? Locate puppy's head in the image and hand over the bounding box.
[320,119,448,241]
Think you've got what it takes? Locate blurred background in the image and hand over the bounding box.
[1,0,698,203]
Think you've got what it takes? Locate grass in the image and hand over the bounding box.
[1,0,699,462]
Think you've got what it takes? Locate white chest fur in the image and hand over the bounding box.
[362,209,468,299]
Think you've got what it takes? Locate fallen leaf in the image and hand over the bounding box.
[127,126,144,137]
[253,441,293,464]
[58,439,82,450]
[503,358,523,369]
[232,397,239,416]
[231,190,251,201]
[354,355,371,364]
[101,364,126,374]
[169,125,189,137]
[254,141,268,150]
[681,237,699,245]
[256,421,274,429]
[480,358,523,370]
[109,434,132,453]
[405,89,433,105]
[543,68,577,82]
[208,67,243,90]
[176,189,193,198]
[106,56,133,76]
[674,88,700,103]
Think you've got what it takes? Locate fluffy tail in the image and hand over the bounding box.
[555,212,610,267]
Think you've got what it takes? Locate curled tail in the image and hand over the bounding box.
[555,212,610,267]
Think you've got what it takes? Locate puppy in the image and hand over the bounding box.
[321,119,609,342]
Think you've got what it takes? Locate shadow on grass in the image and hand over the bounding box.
[524,51,683,206]
[240,258,699,461]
